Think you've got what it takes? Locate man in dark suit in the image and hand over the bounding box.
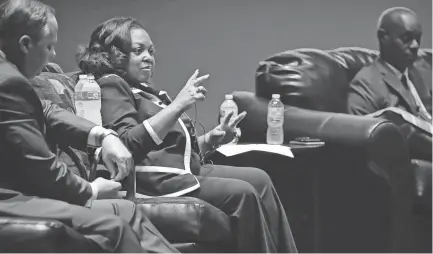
[347,7,432,161]
[0,0,177,252]
[348,7,431,118]
[347,7,432,252]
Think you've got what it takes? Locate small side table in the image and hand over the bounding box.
[207,142,325,253]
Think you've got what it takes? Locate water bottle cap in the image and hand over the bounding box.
[272,94,280,99]
[87,74,95,80]
[225,94,233,100]
[79,74,87,79]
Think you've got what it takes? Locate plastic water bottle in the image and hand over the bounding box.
[220,94,238,123]
[267,94,284,145]
[80,74,102,125]
[220,94,239,144]
[74,74,87,118]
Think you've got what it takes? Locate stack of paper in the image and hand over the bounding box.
[367,107,432,135]
[216,144,294,158]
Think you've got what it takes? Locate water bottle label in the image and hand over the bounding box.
[268,108,283,120]
[76,92,98,100]
[220,108,237,119]
[220,109,227,123]
[77,91,100,100]
[220,109,225,117]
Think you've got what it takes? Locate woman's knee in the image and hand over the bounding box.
[226,179,260,200]
[242,167,274,188]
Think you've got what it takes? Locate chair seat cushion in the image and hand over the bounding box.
[134,196,232,244]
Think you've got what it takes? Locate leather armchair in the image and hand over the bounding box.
[233,91,415,253]
[229,47,432,252]
[0,65,233,253]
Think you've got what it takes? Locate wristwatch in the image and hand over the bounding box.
[98,129,119,145]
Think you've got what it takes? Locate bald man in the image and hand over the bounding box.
[347,7,432,252]
[348,7,431,119]
[347,7,432,159]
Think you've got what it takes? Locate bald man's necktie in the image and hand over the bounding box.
[401,75,432,121]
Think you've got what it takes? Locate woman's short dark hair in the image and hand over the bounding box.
[0,0,55,47]
[77,17,146,79]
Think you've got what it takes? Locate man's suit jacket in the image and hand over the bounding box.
[347,58,432,160]
[0,57,95,205]
[347,58,432,118]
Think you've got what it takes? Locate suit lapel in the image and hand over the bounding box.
[375,60,418,112]
[408,65,432,113]
[408,67,430,99]
[412,57,432,96]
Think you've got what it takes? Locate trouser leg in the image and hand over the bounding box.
[198,164,297,253]
[90,199,179,253]
[187,175,275,252]
[0,195,144,253]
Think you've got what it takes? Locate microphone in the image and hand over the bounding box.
[136,82,157,95]
[136,83,173,106]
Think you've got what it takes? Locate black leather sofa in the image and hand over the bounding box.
[0,66,234,253]
[228,47,431,253]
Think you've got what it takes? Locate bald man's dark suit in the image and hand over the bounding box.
[348,56,432,252]
[348,58,432,161]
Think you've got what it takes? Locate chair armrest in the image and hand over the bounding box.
[0,217,96,252]
[233,91,404,149]
[134,197,232,244]
[233,91,412,177]
[112,167,232,244]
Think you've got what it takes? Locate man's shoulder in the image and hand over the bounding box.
[0,61,30,88]
[351,60,384,85]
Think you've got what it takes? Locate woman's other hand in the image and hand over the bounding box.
[207,111,247,147]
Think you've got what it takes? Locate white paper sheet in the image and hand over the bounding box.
[216,144,294,158]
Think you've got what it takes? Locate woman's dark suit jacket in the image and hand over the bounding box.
[99,74,202,197]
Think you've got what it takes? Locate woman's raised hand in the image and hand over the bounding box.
[173,69,209,111]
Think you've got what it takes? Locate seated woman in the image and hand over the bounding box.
[77,16,297,253]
